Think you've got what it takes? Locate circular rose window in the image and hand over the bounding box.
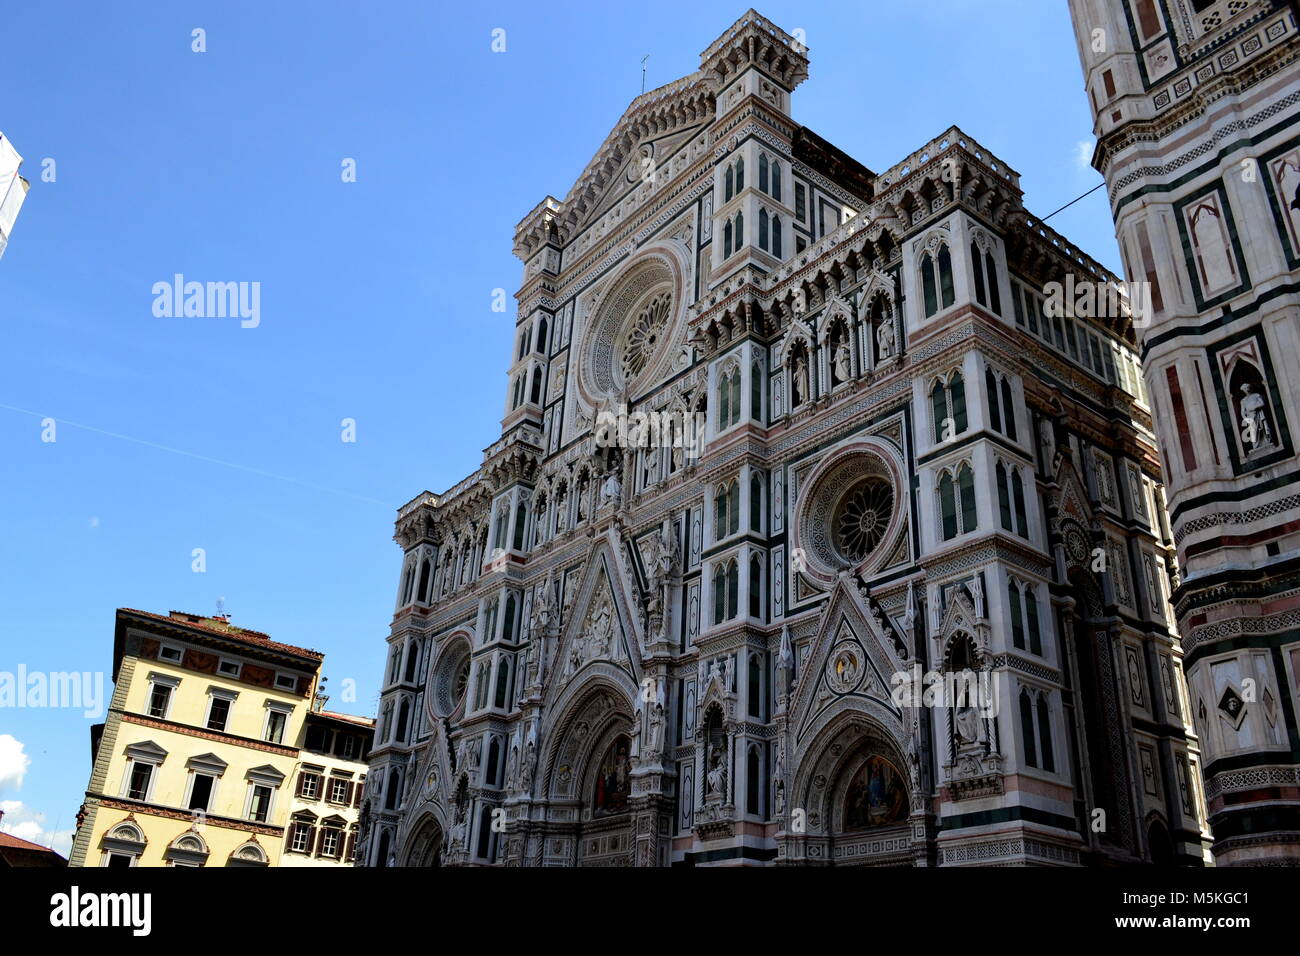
[794,445,901,581]
[832,478,894,564]
[431,641,471,717]
[576,247,687,405]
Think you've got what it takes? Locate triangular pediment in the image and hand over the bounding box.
[547,532,642,698]
[790,577,904,746]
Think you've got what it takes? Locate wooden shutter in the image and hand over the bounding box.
[294,772,306,797]
[345,781,355,806]
[344,830,356,863]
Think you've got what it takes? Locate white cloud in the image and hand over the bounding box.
[0,800,73,856]
[0,735,30,789]
[1075,139,1095,169]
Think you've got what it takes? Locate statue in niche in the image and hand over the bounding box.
[833,339,852,384]
[600,468,622,507]
[792,352,809,407]
[1239,383,1276,452]
[876,317,895,360]
[706,744,728,798]
[955,705,982,745]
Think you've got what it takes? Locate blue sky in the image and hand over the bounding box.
[0,0,1114,855]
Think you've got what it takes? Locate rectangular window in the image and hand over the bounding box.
[339,735,357,760]
[188,773,214,812]
[290,823,311,853]
[265,709,287,744]
[248,784,272,823]
[301,772,319,799]
[206,696,231,732]
[795,183,806,221]
[159,645,183,663]
[127,762,153,801]
[1102,70,1116,99]
[329,778,349,804]
[1134,0,1162,41]
[320,828,341,858]
[218,659,241,678]
[275,673,298,691]
[148,684,172,719]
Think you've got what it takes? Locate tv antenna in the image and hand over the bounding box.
[641,55,649,94]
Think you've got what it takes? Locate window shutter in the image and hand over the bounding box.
[345,781,355,806]
[354,782,364,807]
[313,825,326,857]
[345,830,356,862]
[295,772,306,797]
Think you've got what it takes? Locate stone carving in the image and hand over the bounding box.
[876,317,895,360]
[1239,383,1276,453]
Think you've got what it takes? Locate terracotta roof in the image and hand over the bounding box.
[316,710,376,728]
[0,830,67,860]
[119,608,324,660]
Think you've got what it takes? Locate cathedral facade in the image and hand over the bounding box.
[360,10,1210,867]
[1069,0,1300,865]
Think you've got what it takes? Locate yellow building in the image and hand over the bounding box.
[68,608,326,867]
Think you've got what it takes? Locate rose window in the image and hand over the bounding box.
[620,291,671,382]
[833,478,894,563]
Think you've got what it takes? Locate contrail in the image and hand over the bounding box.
[0,401,390,508]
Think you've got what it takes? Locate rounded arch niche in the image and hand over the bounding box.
[792,439,906,586]
[575,243,690,406]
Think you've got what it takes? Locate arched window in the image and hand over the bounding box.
[735,212,744,248]
[502,593,516,642]
[986,368,1002,433]
[1011,469,1028,538]
[729,482,740,536]
[512,501,527,551]
[751,362,763,423]
[958,463,977,533]
[719,371,731,426]
[493,658,509,710]
[1020,690,1038,768]
[938,245,955,309]
[748,654,762,717]
[493,505,509,551]
[517,331,528,360]
[724,219,733,259]
[746,745,760,815]
[727,559,739,619]
[735,157,744,192]
[711,560,739,625]
[748,553,763,621]
[1025,586,1042,655]
[759,153,769,194]
[939,471,957,541]
[417,559,432,604]
[921,244,956,317]
[536,317,548,354]
[1036,696,1055,771]
[405,641,419,682]
[771,159,782,201]
[749,471,763,532]
[931,371,968,443]
[714,483,729,540]
[971,240,988,307]
[1009,580,1025,649]
[759,207,769,250]
[487,737,502,784]
[396,698,410,743]
[997,461,1013,531]
[724,164,734,202]
[529,366,542,405]
[921,254,938,318]
[401,564,415,605]
[772,215,783,258]
[1000,376,1016,440]
[729,369,741,426]
[985,250,1002,314]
